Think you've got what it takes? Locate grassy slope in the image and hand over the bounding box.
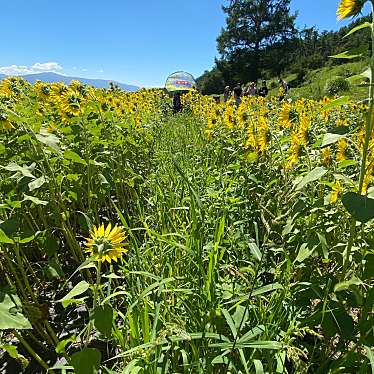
[268,60,369,100]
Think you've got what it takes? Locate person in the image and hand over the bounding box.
[233,85,242,106]
[247,82,258,96]
[173,91,183,113]
[223,86,231,103]
[258,80,269,97]
[278,78,289,101]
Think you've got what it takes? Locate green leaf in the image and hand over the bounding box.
[93,304,113,337]
[296,243,314,263]
[252,283,283,297]
[0,229,14,244]
[342,192,374,223]
[28,176,47,191]
[64,150,87,165]
[59,281,90,308]
[321,133,346,147]
[330,46,367,59]
[238,325,265,343]
[344,22,372,38]
[0,290,32,330]
[296,167,327,191]
[0,344,19,359]
[363,254,374,280]
[1,162,36,179]
[334,278,363,292]
[248,241,261,261]
[16,235,35,244]
[253,359,264,374]
[55,335,76,354]
[362,67,371,80]
[364,345,374,374]
[209,340,283,350]
[338,160,358,169]
[70,348,101,374]
[23,194,48,206]
[35,129,60,152]
[321,302,354,339]
[321,96,349,111]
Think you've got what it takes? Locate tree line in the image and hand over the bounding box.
[197,0,371,95]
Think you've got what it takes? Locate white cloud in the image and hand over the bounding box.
[97,69,104,73]
[82,68,88,72]
[31,62,62,72]
[0,62,63,76]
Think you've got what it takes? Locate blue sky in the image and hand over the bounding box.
[0,0,371,87]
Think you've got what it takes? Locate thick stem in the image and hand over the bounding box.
[14,331,54,373]
[84,261,101,347]
[358,7,374,194]
[93,260,102,311]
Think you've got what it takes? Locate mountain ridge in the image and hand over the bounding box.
[0,72,139,91]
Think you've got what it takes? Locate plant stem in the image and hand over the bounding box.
[358,5,374,194]
[14,330,54,373]
[93,260,102,311]
[85,261,101,347]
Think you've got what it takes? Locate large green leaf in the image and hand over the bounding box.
[321,96,349,112]
[330,45,367,59]
[248,241,261,262]
[321,133,346,147]
[342,192,374,223]
[22,194,48,206]
[344,22,372,38]
[296,167,327,191]
[1,162,36,179]
[93,304,113,337]
[0,290,32,330]
[28,176,47,191]
[64,150,87,165]
[0,229,14,244]
[35,129,60,152]
[59,281,90,308]
[364,345,374,374]
[363,254,374,280]
[70,348,101,374]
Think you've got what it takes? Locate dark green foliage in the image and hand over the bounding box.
[196,67,225,95]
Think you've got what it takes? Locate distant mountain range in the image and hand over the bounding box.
[0,72,139,92]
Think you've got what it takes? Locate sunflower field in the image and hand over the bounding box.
[0,73,373,374]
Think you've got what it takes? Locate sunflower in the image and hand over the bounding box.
[0,79,12,97]
[85,223,127,263]
[330,181,342,203]
[60,89,82,116]
[337,0,366,20]
[0,111,14,131]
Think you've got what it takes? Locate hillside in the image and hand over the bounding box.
[0,72,139,91]
[269,60,369,100]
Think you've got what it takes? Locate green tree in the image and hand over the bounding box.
[197,67,225,95]
[217,0,297,80]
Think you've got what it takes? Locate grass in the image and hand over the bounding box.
[268,60,370,100]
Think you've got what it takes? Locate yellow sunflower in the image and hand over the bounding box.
[330,181,342,204]
[337,0,366,20]
[60,89,82,116]
[85,223,127,263]
[0,112,14,131]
